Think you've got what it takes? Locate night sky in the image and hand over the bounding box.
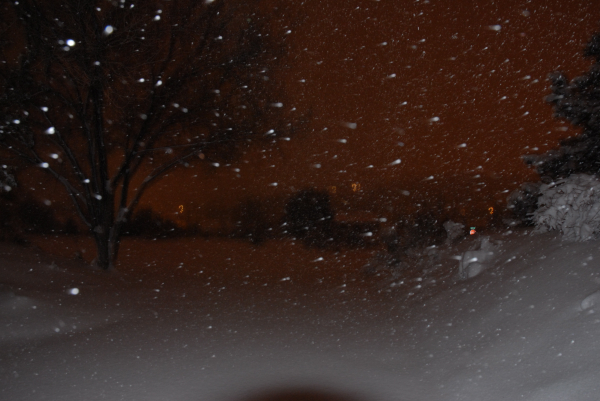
[140,0,600,224]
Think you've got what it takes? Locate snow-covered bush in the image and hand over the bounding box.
[458,236,497,280]
[533,174,600,241]
[506,182,541,226]
[443,220,465,243]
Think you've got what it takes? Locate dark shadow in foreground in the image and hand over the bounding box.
[230,387,369,401]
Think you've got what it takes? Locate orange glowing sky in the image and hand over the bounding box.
[146,0,599,222]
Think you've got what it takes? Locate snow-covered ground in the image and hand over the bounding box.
[1,230,600,401]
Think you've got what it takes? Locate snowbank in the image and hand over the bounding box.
[457,236,498,279]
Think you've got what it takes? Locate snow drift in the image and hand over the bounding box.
[1,230,600,401]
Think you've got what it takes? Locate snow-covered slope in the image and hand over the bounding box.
[1,230,599,401]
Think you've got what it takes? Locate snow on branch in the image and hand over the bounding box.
[533,174,600,241]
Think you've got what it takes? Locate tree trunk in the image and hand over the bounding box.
[93,229,113,270]
[92,222,121,271]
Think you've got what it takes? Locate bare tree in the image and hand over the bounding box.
[0,0,304,269]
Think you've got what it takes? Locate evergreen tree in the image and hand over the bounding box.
[525,30,600,179]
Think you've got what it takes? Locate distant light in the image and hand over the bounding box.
[153,15,161,21]
[488,25,501,31]
[155,80,162,87]
[470,227,476,235]
[45,127,55,134]
[430,116,440,123]
[387,73,396,78]
[103,25,114,36]
[40,162,49,168]
[41,106,48,112]
[68,288,79,295]
[342,122,357,129]
[338,139,347,143]
[389,159,401,166]
[66,39,76,47]
[270,102,283,107]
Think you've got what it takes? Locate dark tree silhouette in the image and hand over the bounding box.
[0,0,304,269]
[120,208,178,238]
[284,188,334,247]
[232,197,272,245]
[525,30,600,180]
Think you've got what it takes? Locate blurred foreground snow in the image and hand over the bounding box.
[1,230,600,401]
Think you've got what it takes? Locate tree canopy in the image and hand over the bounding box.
[0,0,303,269]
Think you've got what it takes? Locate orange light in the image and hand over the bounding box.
[352,182,361,192]
[470,228,476,235]
[178,205,184,213]
[488,207,494,215]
